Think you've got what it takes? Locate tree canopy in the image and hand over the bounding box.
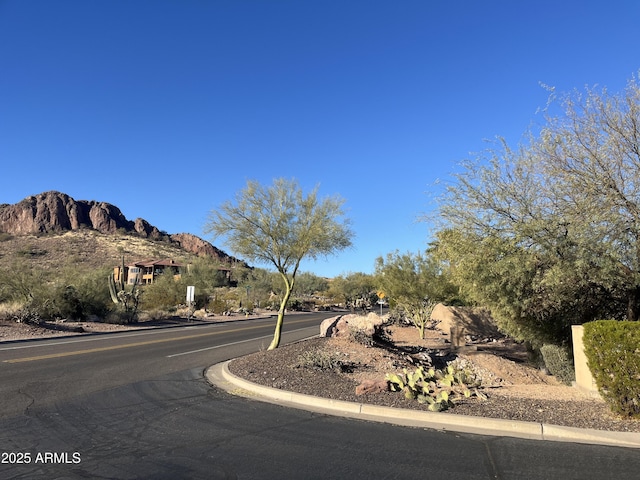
[205,178,353,349]
[435,75,640,346]
[375,250,458,338]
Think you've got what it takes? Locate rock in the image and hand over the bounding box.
[170,233,244,263]
[0,191,135,235]
[430,303,503,339]
[319,315,342,337]
[0,191,246,264]
[134,218,163,239]
[355,379,389,395]
[335,312,385,337]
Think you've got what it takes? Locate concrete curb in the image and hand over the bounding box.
[205,361,640,449]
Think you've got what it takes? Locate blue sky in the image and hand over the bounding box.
[1,1,639,277]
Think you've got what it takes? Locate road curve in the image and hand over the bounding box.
[1,312,639,479]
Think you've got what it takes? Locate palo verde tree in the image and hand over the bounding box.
[435,74,640,347]
[325,272,376,310]
[205,178,353,349]
[375,251,456,339]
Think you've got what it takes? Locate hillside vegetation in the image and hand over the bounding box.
[0,229,245,324]
[0,229,203,272]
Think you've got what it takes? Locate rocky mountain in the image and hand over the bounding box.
[0,191,241,264]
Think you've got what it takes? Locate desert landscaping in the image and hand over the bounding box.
[3,304,640,434]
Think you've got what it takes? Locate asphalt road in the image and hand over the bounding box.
[1,312,639,479]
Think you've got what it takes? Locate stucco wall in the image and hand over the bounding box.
[571,325,601,398]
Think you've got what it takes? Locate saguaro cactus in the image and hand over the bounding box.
[108,257,140,323]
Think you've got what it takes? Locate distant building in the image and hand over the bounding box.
[112,258,233,285]
[111,259,185,285]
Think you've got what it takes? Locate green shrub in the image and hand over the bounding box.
[540,344,575,385]
[207,296,228,315]
[583,320,640,418]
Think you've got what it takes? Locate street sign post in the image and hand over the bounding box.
[186,286,195,320]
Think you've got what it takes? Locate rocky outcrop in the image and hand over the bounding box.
[0,191,136,235]
[134,218,164,240]
[170,233,229,259]
[0,191,243,263]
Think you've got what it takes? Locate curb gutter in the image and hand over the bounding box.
[205,361,640,449]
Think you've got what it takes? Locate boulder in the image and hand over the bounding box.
[321,312,385,338]
[319,315,342,337]
[430,303,503,340]
[355,379,389,395]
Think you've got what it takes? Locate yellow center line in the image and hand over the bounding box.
[3,318,312,364]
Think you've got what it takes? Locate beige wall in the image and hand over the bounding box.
[571,325,601,398]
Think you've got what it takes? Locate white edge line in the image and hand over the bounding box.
[166,326,316,358]
[0,323,228,351]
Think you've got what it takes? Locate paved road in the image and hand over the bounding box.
[1,313,639,479]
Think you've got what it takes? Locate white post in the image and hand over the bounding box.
[186,286,195,320]
[186,286,195,304]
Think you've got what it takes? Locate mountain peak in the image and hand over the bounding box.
[0,191,240,264]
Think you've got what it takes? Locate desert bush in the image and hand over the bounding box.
[11,306,43,324]
[540,344,575,385]
[583,320,640,417]
[45,267,113,321]
[348,326,375,346]
[0,301,23,321]
[386,306,411,326]
[207,295,230,315]
[139,274,182,310]
[137,310,171,322]
[0,262,51,304]
[55,285,85,320]
[296,349,344,371]
[346,312,386,346]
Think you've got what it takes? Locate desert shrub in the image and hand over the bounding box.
[386,306,411,326]
[137,310,171,322]
[540,344,575,385]
[348,326,375,346]
[0,301,22,321]
[207,296,228,315]
[583,320,640,417]
[345,313,384,346]
[0,262,51,304]
[73,267,112,317]
[296,349,344,371]
[11,304,45,324]
[38,267,113,321]
[139,273,183,310]
[55,285,85,320]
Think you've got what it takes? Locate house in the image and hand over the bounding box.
[112,258,234,286]
[112,259,186,285]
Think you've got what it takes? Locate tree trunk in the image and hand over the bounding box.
[267,285,293,350]
[627,286,640,321]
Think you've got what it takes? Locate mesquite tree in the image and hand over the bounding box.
[436,74,640,346]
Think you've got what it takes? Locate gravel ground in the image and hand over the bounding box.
[228,335,640,433]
